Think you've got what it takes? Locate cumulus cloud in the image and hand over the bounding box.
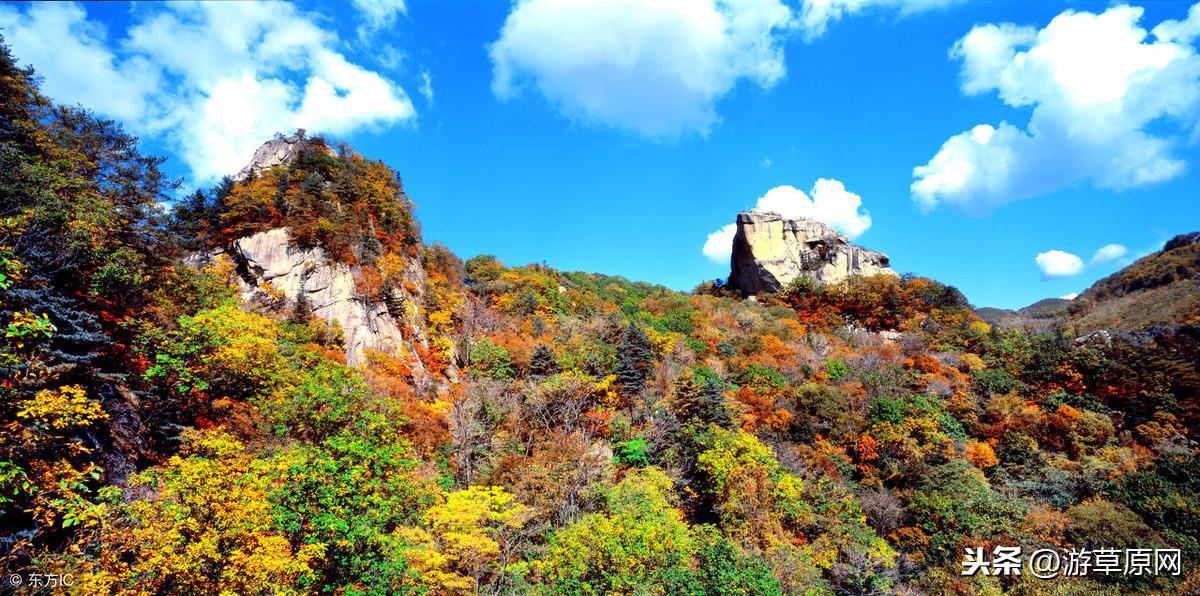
[799,0,964,40]
[702,179,872,264]
[703,225,740,264]
[0,3,160,124]
[912,4,1200,212]
[0,1,416,182]
[1035,250,1085,279]
[488,0,964,139]
[1091,243,1128,264]
[1035,241,1129,279]
[489,0,795,139]
[1059,292,1079,300]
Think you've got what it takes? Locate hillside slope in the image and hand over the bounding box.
[1067,233,1200,333]
[2,39,1199,595]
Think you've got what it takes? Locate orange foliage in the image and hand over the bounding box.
[964,441,998,469]
[732,386,793,433]
[353,266,386,300]
[907,354,941,375]
[856,434,880,462]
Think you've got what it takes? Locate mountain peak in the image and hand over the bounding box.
[233,131,333,182]
[728,210,895,294]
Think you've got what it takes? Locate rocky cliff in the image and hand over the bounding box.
[232,228,431,370]
[728,211,896,294]
[233,132,332,182]
[193,135,442,381]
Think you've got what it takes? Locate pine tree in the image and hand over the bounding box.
[672,374,732,428]
[529,343,558,378]
[289,292,313,325]
[695,378,733,429]
[671,373,703,418]
[615,322,652,395]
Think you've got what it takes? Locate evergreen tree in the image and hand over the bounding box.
[672,373,703,419]
[615,321,652,395]
[289,292,313,325]
[673,373,732,429]
[529,343,558,378]
[695,378,734,429]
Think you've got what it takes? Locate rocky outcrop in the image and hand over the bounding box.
[233,132,331,182]
[222,228,431,370]
[728,211,896,294]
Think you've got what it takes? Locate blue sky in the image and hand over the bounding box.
[2,0,1198,309]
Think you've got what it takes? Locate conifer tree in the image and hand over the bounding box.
[672,373,733,429]
[695,378,734,429]
[289,292,313,325]
[529,343,558,378]
[615,321,652,395]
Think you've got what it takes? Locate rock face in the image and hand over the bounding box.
[233,132,331,182]
[187,135,450,389]
[728,211,896,294]
[224,228,431,370]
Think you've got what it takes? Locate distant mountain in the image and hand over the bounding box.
[976,297,1072,330]
[978,232,1200,333]
[1067,232,1200,333]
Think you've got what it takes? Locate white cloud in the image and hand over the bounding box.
[1154,3,1200,45]
[703,178,872,263]
[756,180,872,237]
[913,4,1200,212]
[1036,250,1085,279]
[489,0,795,139]
[799,0,964,40]
[1059,292,1079,300]
[419,70,434,106]
[0,1,416,183]
[1091,243,1128,264]
[703,224,739,263]
[353,0,407,31]
[0,3,160,123]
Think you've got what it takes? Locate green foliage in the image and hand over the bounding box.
[541,468,698,594]
[674,374,733,429]
[823,358,849,381]
[268,423,438,591]
[613,439,651,467]
[737,363,787,392]
[470,337,515,380]
[465,255,506,285]
[264,350,372,440]
[906,460,1023,562]
[1108,452,1200,558]
[869,396,905,425]
[694,526,782,595]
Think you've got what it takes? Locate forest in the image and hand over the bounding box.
[2,37,1199,595]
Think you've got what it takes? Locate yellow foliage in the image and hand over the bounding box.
[82,429,323,594]
[644,326,682,355]
[17,385,106,432]
[395,486,534,595]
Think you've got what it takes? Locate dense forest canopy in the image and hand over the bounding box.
[2,37,1199,594]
